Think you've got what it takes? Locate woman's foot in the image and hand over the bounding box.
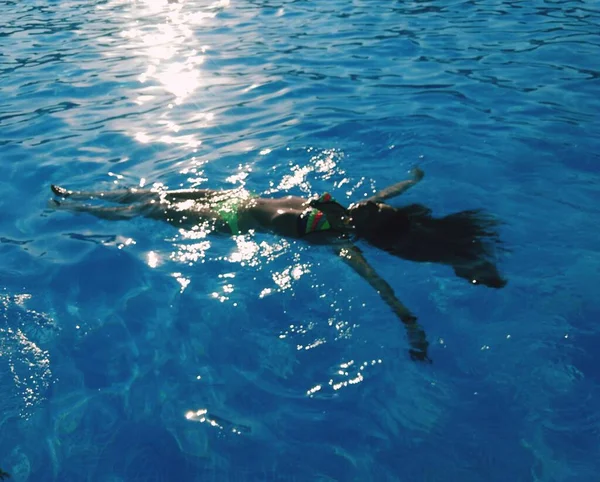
[51,185,70,197]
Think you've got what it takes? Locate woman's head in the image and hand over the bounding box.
[348,201,410,239]
[349,201,507,289]
[308,196,410,239]
[312,196,506,289]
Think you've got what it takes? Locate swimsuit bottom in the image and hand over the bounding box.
[213,190,257,235]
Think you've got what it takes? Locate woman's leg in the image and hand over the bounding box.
[51,184,219,204]
[52,199,157,221]
[51,198,225,229]
[51,185,160,203]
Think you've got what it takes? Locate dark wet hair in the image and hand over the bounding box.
[353,203,507,288]
[351,201,411,242]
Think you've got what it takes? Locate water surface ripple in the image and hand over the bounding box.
[1,0,599,481]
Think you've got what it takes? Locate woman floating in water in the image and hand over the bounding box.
[51,168,506,362]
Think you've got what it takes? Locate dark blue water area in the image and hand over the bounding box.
[1,0,600,481]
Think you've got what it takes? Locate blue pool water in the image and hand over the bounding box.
[1,0,600,480]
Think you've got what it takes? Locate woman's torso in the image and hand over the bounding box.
[160,189,343,241]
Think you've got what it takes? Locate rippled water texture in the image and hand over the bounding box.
[1,0,599,481]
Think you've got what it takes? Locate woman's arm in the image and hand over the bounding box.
[367,167,424,203]
[335,244,431,362]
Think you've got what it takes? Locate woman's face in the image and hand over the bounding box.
[349,201,387,227]
[349,202,409,235]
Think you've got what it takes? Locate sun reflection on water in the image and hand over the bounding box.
[272,263,311,291]
[268,148,348,196]
[101,0,230,150]
[185,406,249,436]
[225,236,291,268]
[305,359,383,398]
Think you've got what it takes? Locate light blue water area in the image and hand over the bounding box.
[1,0,599,480]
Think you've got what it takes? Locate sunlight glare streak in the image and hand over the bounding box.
[226,164,252,185]
[157,62,201,102]
[147,251,160,268]
[171,272,191,292]
[171,241,211,265]
[135,132,152,144]
[185,405,248,435]
[1,294,54,418]
[107,0,230,148]
[296,338,326,351]
[227,236,290,268]
[260,288,273,299]
[276,148,346,194]
[307,359,383,396]
[272,263,310,291]
[178,157,208,186]
[307,385,322,396]
[229,237,260,266]
[117,237,137,250]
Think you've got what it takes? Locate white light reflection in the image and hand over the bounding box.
[171,272,190,292]
[135,132,152,144]
[147,251,160,268]
[228,237,260,266]
[306,359,383,398]
[185,406,248,435]
[1,294,54,418]
[100,0,230,149]
[178,157,209,187]
[307,385,322,396]
[170,226,212,265]
[156,62,202,102]
[12,294,32,305]
[276,149,346,194]
[272,263,311,291]
[260,288,273,299]
[227,238,290,268]
[226,164,252,185]
[185,408,208,421]
[210,273,237,302]
[297,338,326,351]
[328,317,357,340]
[279,321,327,354]
[171,241,211,265]
[117,238,137,250]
